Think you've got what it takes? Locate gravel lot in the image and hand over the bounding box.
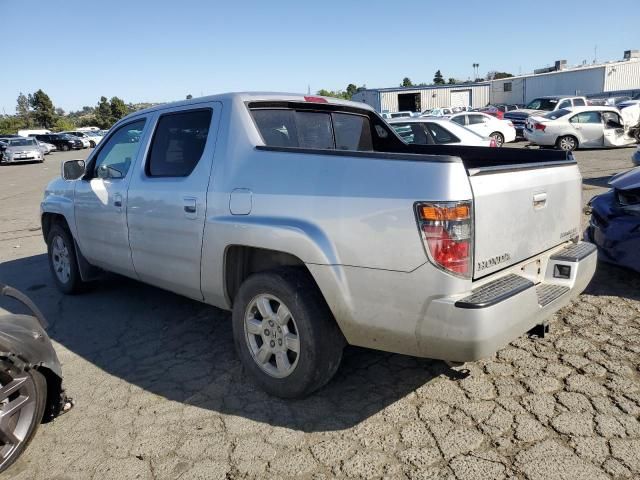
[1,144,639,480]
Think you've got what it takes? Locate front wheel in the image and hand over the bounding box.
[47,224,84,294]
[0,362,47,474]
[60,144,69,152]
[89,141,96,148]
[232,268,344,398]
[556,135,578,151]
[490,132,504,147]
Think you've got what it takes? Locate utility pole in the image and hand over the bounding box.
[594,45,598,64]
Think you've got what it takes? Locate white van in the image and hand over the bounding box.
[18,129,51,137]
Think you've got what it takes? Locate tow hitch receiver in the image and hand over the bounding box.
[528,321,549,339]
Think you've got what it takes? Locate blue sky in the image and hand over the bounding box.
[2,0,638,113]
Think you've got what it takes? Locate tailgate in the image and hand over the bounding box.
[470,164,582,278]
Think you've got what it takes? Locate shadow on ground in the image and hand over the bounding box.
[0,254,452,433]
[582,175,613,189]
[584,260,640,301]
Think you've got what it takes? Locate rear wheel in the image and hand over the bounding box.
[47,224,84,294]
[490,132,504,147]
[89,141,96,148]
[0,362,47,474]
[556,135,578,151]
[60,144,69,152]
[232,268,344,398]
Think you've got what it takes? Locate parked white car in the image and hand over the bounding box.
[60,131,101,148]
[421,107,453,117]
[389,117,495,147]
[449,112,516,147]
[37,140,57,155]
[524,106,638,151]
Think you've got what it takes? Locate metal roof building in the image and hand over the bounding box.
[353,50,640,113]
[352,82,491,113]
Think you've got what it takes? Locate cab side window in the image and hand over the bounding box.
[146,109,213,177]
[557,100,572,109]
[93,119,146,180]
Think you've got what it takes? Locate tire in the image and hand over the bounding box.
[232,268,344,398]
[89,141,96,148]
[60,144,69,152]
[0,362,47,474]
[489,132,504,147]
[556,135,578,151]
[47,223,84,294]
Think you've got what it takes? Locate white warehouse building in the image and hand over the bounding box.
[352,50,640,113]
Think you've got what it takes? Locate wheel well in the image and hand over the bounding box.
[41,213,69,241]
[225,246,307,305]
[35,366,63,423]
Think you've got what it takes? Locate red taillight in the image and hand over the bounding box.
[415,201,473,278]
[534,122,546,132]
[304,96,328,103]
[489,138,498,147]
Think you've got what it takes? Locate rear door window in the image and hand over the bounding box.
[424,123,460,144]
[332,113,372,150]
[146,109,213,177]
[451,115,466,126]
[468,114,487,125]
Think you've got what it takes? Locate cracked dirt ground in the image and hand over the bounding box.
[1,146,639,479]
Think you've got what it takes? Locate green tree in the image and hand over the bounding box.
[29,89,56,128]
[53,117,76,132]
[345,84,357,99]
[16,92,32,127]
[401,77,413,87]
[95,96,113,129]
[316,89,350,100]
[448,78,457,85]
[110,96,128,121]
[433,70,445,85]
[186,94,193,100]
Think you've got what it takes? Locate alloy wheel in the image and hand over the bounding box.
[0,369,37,470]
[558,136,577,151]
[244,294,300,378]
[51,235,71,284]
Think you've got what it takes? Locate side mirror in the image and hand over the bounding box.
[62,159,86,180]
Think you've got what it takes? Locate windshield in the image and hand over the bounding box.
[525,98,559,111]
[8,138,37,147]
[543,109,571,120]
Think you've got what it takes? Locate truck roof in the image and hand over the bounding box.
[122,92,375,121]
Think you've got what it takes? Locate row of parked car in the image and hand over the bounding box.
[381,93,640,151]
[0,130,105,164]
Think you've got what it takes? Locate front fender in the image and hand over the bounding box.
[0,313,62,379]
[41,177,77,239]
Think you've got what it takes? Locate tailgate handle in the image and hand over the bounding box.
[533,192,547,209]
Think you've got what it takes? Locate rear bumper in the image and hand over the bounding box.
[423,242,597,361]
[523,129,556,146]
[308,241,597,363]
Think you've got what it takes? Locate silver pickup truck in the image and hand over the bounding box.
[41,93,597,397]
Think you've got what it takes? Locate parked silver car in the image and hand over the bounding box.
[0,137,44,164]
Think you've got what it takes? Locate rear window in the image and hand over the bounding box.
[251,109,373,151]
[147,109,212,177]
[544,109,571,120]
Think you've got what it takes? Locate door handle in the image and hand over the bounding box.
[183,197,197,218]
[114,193,123,209]
[533,192,547,209]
